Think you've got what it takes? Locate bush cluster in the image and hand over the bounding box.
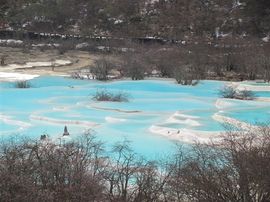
[92,90,129,102]
[14,80,31,88]
[219,85,255,100]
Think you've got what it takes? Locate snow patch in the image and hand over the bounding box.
[215,99,235,109]
[212,113,258,130]
[105,116,126,123]
[7,60,72,69]
[75,42,89,49]
[0,72,39,81]
[0,113,31,130]
[30,115,99,127]
[0,39,23,45]
[149,125,221,144]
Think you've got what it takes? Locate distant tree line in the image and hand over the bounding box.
[89,39,270,83]
[0,126,269,201]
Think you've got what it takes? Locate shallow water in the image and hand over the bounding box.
[0,77,269,158]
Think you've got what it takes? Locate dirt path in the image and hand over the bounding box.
[0,47,100,76]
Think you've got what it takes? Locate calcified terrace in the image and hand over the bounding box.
[0,68,269,157]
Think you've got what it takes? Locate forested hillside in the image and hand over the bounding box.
[1,0,270,40]
[0,1,270,83]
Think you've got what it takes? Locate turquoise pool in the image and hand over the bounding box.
[0,77,269,158]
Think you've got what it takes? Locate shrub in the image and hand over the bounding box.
[57,41,75,54]
[219,85,237,98]
[15,80,31,88]
[123,53,146,80]
[90,57,113,81]
[219,85,255,100]
[174,67,199,86]
[92,90,129,102]
[237,89,255,100]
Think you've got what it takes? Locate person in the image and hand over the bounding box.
[63,126,70,136]
[40,134,47,140]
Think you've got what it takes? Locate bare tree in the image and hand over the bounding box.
[103,140,140,202]
[168,126,270,202]
[0,133,106,201]
[0,55,7,66]
[122,52,147,80]
[259,54,270,82]
[174,65,199,86]
[90,56,114,81]
[0,121,269,202]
